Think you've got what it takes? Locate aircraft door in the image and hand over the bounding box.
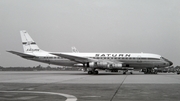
[137,55,142,62]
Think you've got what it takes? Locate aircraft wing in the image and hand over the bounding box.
[7,51,35,58]
[51,53,122,64]
[51,53,97,63]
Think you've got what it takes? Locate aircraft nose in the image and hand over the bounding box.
[169,61,173,66]
[162,57,173,66]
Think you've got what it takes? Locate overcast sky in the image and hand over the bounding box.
[0,0,180,67]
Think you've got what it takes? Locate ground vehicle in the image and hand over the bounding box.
[177,69,180,75]
[141,68,158,74]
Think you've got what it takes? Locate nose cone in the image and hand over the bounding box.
[162,57,173,66]
[169,61,173,66]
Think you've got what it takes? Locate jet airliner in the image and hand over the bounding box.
[7,30,173,74]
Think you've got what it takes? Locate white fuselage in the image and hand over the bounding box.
[24,52,171,69]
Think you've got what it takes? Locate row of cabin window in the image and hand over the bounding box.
[92,57,136,59]
[91,57,160,60]
[36,57,160,60]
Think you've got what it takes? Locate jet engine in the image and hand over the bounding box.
[88,62,122,69]
[89,62,108,67]
[109,64,123,68]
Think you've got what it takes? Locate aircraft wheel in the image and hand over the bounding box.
[123,72,126,75]
[93,71,99,75]
[130,72,133,74]
[88,71,93,74]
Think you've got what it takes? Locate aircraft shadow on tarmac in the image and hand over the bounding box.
[4,71,176,76]
[55,72,177,76]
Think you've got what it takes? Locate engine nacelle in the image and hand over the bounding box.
[89,62,108,67]
[108,64,122,69]
[88,62,122,69]
[113,64,122,68]
[74,63,83,67]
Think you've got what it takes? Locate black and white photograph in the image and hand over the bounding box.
[0,0,180,101]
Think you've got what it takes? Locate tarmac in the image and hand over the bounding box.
[0,71,180,101]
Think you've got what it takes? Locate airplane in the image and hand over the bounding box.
[7,30,173,74]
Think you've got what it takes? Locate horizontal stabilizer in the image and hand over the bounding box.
[7,51,35,58]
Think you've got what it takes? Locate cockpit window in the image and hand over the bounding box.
[161,57,170,62]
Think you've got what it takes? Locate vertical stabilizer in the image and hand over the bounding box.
[20,30,43,53]
[72,47,79,53]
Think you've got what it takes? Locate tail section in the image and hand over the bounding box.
[20,30,44,53]
[72,47,79,53]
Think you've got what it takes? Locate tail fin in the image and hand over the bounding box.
[20,30,44,53]
[71,47,79,53]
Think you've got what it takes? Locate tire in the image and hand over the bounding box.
[93,71,99,75]
[88,71,92,74]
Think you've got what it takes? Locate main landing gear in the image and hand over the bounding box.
[87,68,99,75]
[88,70,99,75]
[123,71,126,74]
[123,70,133,75]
